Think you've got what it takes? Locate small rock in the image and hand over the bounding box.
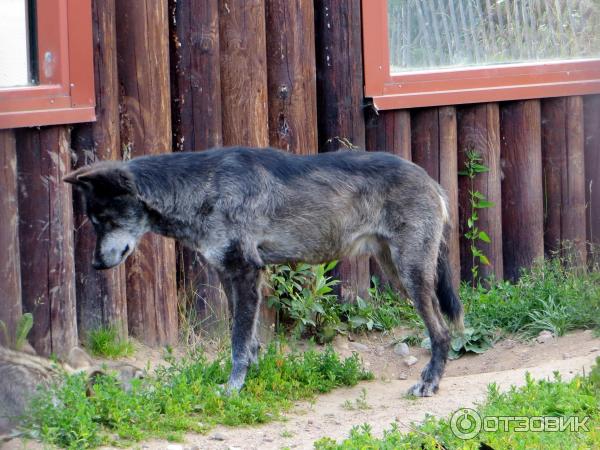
[404,355,418,367]
[562,353,571,359]
[211,432,227,441]
[394,342,410,357]
[166,446,183,450]
[185,447,200,450]
[536,330,554,344]
[350,342,369,352]
[590,347,599,353]
[263,436,274,442]
[228,447,242,450]
[397,372,408,380]
[375,345,385,356]
[307,419,314,425]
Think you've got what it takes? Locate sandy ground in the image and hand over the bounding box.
[4,330,600,450]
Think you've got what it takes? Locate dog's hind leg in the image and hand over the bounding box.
[219,265,262,393]
[390,246,450,397]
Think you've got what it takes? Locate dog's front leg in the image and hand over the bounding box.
[222,267,261,394]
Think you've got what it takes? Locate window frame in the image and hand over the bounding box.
[0,0,95,129]
[362,0,600,110]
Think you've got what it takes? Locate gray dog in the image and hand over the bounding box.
[65,147,463,396]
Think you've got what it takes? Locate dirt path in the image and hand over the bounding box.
[136,330,600,450]
[5,330,599,450]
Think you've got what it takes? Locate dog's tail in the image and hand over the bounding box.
[436,223,464,331]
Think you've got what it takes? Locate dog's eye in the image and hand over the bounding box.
[90,216,99,225]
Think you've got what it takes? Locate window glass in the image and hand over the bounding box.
[0,0,33,87]
[388,0,600,73]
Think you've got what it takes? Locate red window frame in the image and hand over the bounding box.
[362,0,600,110]
[0,0,95,129]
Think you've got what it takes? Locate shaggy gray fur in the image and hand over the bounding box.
[65,146,464,396]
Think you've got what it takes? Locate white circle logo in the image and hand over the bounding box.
[450,408,482,440]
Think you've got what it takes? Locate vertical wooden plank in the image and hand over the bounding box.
[71,0,127,339]
[314,0,369,301]
[219,0,275,334]
[116,0,178,345]
[170,0,228,330]
[438,106,460,290]
[365,109,411,285]
[0,130,22,348]
[541,96,587,264]
[457,103,503,282]
[365,109,411,159]
[412,107,460,290]
[584,95,600,261]
[16,127,77,357]
[265,0,318,154]
[500,100,544,281]
[219,0,269,149]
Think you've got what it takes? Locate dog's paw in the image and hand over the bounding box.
[407,381,438,397]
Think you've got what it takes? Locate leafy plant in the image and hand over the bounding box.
[0,312,33,350]
[458,149,494,286]
[85,325,134,359]
[421,326,495,360]
[267,261,342,342]
[24,343,372,448]
[341,388,371,411]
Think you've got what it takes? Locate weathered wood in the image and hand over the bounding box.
[71,0,127,339]
[16,127,78,357]
[500,100,544,281]
[365,109,411,285]
[219,0,275,334]
[411,107,460,290]
[266,0,318,154]
[115,0,178,345]
[365,109,411,159]
[438,106,460,290]
[584,95,600,261]
[457,103,503,282]
[541,96,587,265]
[219,0,269,148]
[0,130,22,348]
[315,0,369,301]
[170,0,227,330]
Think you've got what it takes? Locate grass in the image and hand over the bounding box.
[23,343,372,449]
[315,357,600,449]
[461,257,600,340]
[85,325,134,358]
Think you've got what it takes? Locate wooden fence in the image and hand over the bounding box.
[0,0,598,356]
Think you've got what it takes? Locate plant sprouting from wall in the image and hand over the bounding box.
[459,149,494,286]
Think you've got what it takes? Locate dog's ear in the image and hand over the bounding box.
[64,163,137,197]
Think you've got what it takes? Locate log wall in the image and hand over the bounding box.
[0,0,598,355]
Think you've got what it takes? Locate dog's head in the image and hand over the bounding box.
[64,162,148,270]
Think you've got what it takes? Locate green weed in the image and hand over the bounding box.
[85,325,134,359]
[23,343,372,448]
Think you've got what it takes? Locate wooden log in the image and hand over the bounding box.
[170,0,227,331]
[365,109,411,285]
[365,109,411,159]
[314,0,370,301]
[584,95,600,261]
[0,130,22,348]
[219,0,275,334]
[500,100,544,281]
[219,0,269,148]
[457,103,503,282]
[71,0,127,339]
[411,108,460,290]
[115,0,178,345]
[541,96,587,265]
[16,127,78,357]
[265,0,318,154]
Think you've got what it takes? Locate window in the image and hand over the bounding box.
[362,0,600,109]
[0,0,95,129]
